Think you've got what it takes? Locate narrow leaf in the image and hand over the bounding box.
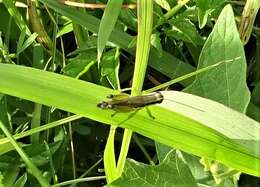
[17,33,37,55]
[98,0,123,61]
[104,126,117,183]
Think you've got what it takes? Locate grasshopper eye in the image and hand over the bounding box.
[97,101,109,109]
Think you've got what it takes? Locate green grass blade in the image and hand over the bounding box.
[16,29,26,55]
[98,0,123,61]
[131,0,153,95]
[104,126,117,183]
[17,33,38,55]
[0,115,82,149]
[0,63,259,176]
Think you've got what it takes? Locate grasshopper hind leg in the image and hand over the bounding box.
[145,107,155,119]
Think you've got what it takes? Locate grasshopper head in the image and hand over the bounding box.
[97,101,113,109]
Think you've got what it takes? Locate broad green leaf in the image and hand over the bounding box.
[39,0,196,85]
[186,5,250,113]
[108,150,197,187]
[167,18,204,45]
[63,50,97,78]
[155,142,172,163]
[100,49,120,90]
[98,0,123,61]
[184,6,251,182]
[196,0,226,28]
[0,64,259,176]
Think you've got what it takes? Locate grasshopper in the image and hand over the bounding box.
[97,92,163,117]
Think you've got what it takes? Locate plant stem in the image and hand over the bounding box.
[31,103,42,144]
[164,0,190,20]
[116,0,153,178]
[144,57,241,93]
[133,134,155,165]
[52,176,106,187]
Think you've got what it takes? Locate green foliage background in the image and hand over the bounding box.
[0,0,259,186]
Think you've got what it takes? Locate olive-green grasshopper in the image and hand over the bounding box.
[97,92,163,117]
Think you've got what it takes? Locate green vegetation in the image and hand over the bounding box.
[0,0,259,186]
